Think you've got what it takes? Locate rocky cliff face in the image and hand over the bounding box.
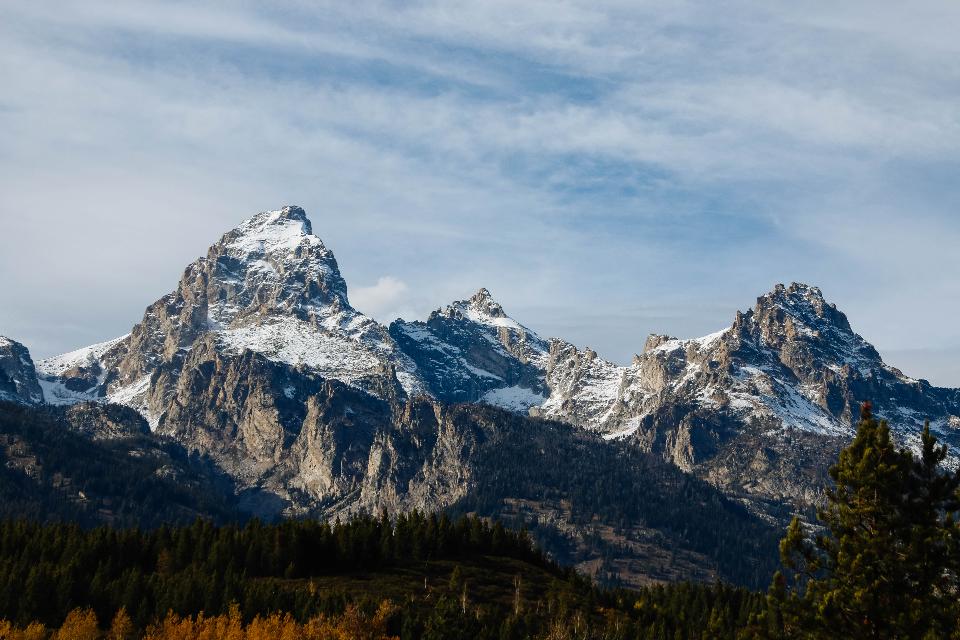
[395,283,960,435]
[606,283,960,443]
[390,288,550,410]
[0,337,43,405]
[594,285,960,495]
[31,207,960,533]
[36,207,423,424]
[392,282,960,517]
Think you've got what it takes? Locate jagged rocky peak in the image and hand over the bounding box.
[438,288,523,328]
[738,282,882,375]
[614,283,960,458]
[420,287,549,355]
[643,334,678,353]
[37,206,424,422]
[106,205,362,390]
[389,288,550,408]
[752,282,852,336]
[206,204,350,325]
[0,336,44,405]
[229,206,318,257]
[226,204,313,242]
[465,287,507,317]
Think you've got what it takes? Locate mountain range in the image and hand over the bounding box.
[3,205,959,586]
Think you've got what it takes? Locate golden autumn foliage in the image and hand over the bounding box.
[0,621,48,640]
[0,602,398,640]
[53,609,99,640]
[106,609,134,640]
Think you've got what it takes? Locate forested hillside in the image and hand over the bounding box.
[449,405,780,588]
[2,405,958,638]
[0,514,764,639]
[0,398,784,588]
[0,401,241,526]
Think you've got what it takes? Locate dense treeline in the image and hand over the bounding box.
[0,513,566,627]
[0,540,765,640]
[0,508,775,639]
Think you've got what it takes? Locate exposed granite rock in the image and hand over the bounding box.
[0,336,43,405]
[36,207,424,427]
[389,288,549,409]
[31,206,960,541]
[140,341,778,585]
[586,283,960,517]
[388,282,960,521]
[146,334,471,517]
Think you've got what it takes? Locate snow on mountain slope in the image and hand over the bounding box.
[36,335,128,405]
[216,315,403,390]
[390,289,648,422]
[538,341,626,428]
[389,288,549,407]
[390,282,960,466]
[586,283,960,465]
[481,385,548,412]
[387,284,858,442]
[38,206,425,424]
[36,335,128,378]
[30,204,960,520]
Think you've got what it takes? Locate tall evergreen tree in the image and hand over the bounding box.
[770,402,960,639]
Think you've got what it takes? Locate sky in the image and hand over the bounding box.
[1,1,959,386]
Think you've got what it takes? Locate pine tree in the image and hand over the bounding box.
[772,402,960,639]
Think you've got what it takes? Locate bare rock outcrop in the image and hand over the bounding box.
[0,336,43,405]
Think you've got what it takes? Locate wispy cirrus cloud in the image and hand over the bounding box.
[1,0,958,385]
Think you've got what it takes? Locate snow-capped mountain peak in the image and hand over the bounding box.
[207,206,350,328]
[36,207,426,424]
[435,288,543,342]
[749,282,857,343]
[389,288,551,408]
[224,205,318,256]
[738,282,883,379]
[463,287,509,318]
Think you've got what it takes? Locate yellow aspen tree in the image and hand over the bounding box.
[55,608,100,640]
[225,604,244,640]
[302,614,338,640]
[22,622,49,640]
[107,608,134,640]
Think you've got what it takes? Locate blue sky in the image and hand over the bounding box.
[1,1,959,385]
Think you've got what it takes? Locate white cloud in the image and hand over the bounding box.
[0,0,959,385]
[349,276,411,321]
